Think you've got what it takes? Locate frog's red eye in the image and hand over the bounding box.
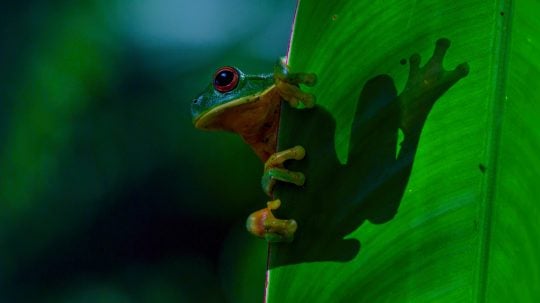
[213,67,239,93]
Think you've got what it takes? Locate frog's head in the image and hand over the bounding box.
[191,66,274,130]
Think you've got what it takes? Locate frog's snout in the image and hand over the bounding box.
[191,96,204,125]
[192,96,202,106]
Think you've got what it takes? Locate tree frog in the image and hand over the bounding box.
[191,58,317,242]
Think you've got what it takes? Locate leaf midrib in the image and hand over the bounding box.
[476,1,513,302]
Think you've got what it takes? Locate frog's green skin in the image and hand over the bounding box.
[192,58,316,242]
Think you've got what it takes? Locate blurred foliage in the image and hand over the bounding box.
[0,0,295,301]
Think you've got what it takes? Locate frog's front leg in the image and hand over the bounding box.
[246,199,298,242]
[262,145,306,196]
[274,57,317,108]
[262,60,314,196]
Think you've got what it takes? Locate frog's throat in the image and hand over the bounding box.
[194,85,276,129]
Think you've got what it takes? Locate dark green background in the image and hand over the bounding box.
[0,1,295,301]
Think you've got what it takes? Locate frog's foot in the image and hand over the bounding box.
[274,57,317,108]
[399,38,470,134]
[262,145,306,196]
[246,199,298,242]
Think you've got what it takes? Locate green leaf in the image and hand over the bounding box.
[266,0,540,302]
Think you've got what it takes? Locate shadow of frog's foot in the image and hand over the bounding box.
[399,38,470,134]
[246,199,298,243]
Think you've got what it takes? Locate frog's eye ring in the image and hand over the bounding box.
[213,67,239,93]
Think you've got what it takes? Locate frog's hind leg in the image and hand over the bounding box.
[246,199,298,242]
[262,145,306,196]
[274,57,317,108]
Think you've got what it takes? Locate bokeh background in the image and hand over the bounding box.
[0,1,296,301]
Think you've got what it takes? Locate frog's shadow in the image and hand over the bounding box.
[271,74,425,268]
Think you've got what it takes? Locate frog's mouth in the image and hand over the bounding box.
[194,85,275,131]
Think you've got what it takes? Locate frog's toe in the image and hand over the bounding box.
[288,92,315,108]
[301,93,316,108]
[276,81,316,108]
[300,73,317,86]
[285,96,300,108]
[262,168,305,196]
[264,219,297,243]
